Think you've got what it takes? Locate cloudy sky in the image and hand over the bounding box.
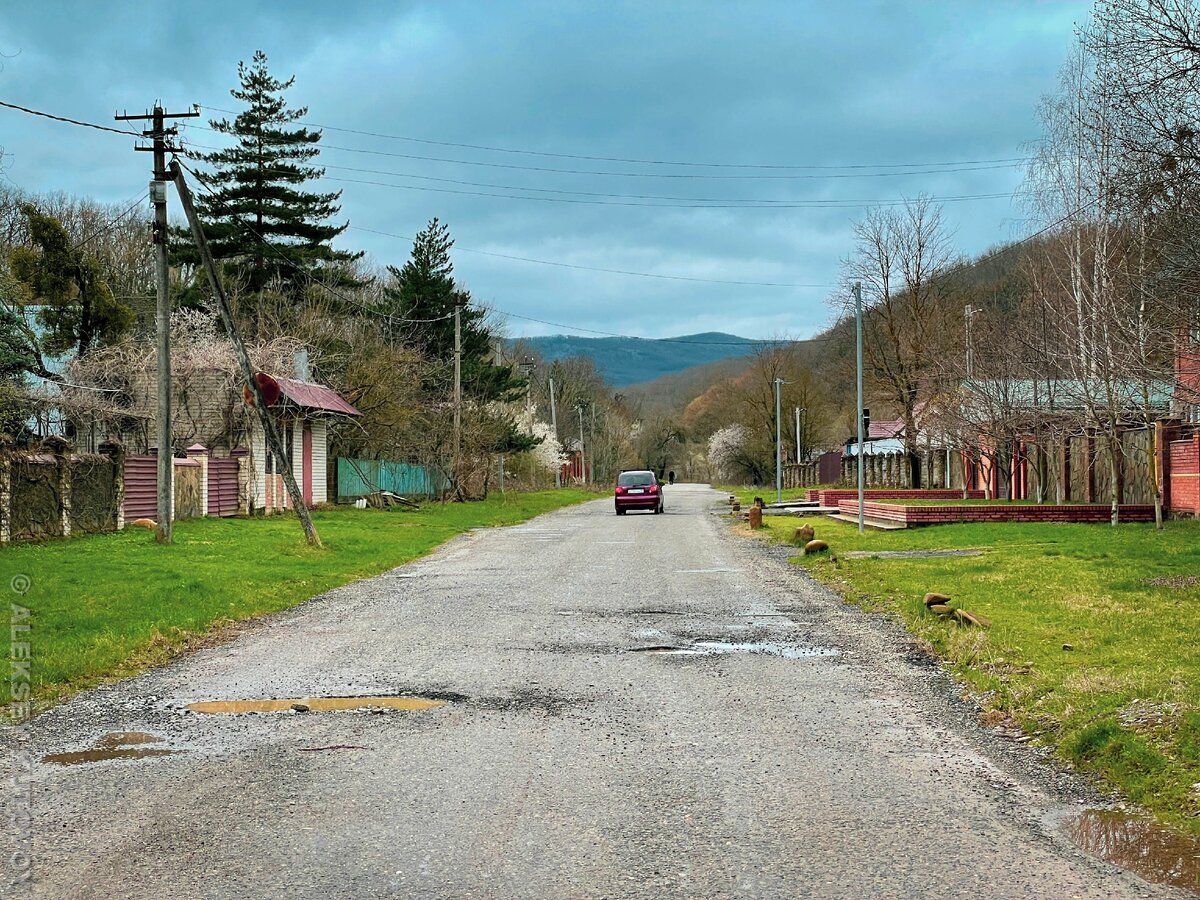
[0,1,1088,340]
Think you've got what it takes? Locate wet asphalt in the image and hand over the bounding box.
[2,484,1184,898]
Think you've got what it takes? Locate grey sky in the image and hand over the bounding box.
[0,1,1088,340]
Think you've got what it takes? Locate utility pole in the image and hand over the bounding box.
[453,303,462,497]
[774,377,784,504]
[549,376,560,488]
[577,404,586,483]
[964,304,976,377]
[117,103,198,545]
[854,282,865,534]
[170,162,321,547]
[795,407,803,465]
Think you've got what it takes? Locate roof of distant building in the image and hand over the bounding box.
[272,376,361,417]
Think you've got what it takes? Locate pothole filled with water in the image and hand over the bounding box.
[43,731,178,766]
[186,695,449,714]
[629,642,839,659]
[1065,809,1200,895]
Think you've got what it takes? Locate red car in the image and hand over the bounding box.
[614,470,664,515]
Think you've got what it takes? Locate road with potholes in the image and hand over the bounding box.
[3,484,1183,898]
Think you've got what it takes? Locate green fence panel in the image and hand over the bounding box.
[336,458,446,499]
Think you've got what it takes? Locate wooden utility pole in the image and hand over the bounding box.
[169,161,321,547]
[117,103,198,544]
[453,303,462,498]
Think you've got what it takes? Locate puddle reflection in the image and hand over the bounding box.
[1065,809,1200,894]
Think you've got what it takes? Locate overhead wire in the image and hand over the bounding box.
[173,157,454,327]
[178,138,1019,209]
[350,226,830,288]
[181,121,1024,181]
[198,102,1031,172]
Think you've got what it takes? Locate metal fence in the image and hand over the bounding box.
[335,458,447,500]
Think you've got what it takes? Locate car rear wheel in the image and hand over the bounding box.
[655,503,664,515]
[615,508,626,516]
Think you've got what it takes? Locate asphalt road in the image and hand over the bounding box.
[3,484,1181,898]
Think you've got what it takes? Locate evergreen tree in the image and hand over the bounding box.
[382,218,524,403]
[9,204,133,360]
[189,51,360,302]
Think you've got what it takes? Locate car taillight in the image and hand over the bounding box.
[615,486,626,494]
[647,484,657,493]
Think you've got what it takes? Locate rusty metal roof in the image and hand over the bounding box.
[272,376,361,417]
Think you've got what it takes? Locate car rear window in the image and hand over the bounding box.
[617,472,654,487]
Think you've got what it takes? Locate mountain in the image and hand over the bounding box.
[622,356,752,414]
[512,332,757,388]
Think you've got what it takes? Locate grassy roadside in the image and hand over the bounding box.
[1,489,597,710]
[746,512,1200,834]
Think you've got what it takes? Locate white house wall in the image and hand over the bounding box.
[311,419,328,504]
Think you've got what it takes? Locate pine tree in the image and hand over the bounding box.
[382,218,524,403]
[190,51,360,302]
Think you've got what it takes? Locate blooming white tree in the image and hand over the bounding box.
[707,424,747,482]
[527,419,567,473]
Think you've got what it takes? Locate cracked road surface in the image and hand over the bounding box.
[5,485,1181,898]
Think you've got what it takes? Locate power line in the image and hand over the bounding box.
[350,225,830,287]
[199,102,1031,172]
[70,191,148,250]
[0,99,136,136]
[172,158,453,327]
[180,140,1018,208]
[183,122,1024,181]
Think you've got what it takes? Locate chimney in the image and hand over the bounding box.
[294,348,311,382]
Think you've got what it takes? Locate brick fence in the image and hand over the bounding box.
[836,499,1157,526]
[809,488,985,505]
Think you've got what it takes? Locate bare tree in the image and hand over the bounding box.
[842,196,958,486]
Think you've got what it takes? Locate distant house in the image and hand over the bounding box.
[247,375,361,509]
[1176,328,1200,424]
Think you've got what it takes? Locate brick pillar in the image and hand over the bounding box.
[1060,439,1071,503]
[231,446,250,515]
[41,436,71,538]
[1084,431,1096,503]
[99,440,125,531]
[1156,419,1179,513]
[187,444,209,517]
[1194,434,1200,517]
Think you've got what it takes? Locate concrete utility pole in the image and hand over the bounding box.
[453,303,462,497]
[964,304,977,377]
[854,282,865,534]
[774,377,784,504]
[577,404,585,483]
[170,162,320,547]
[795,407,803,465]
[117,103,198,544]
[549,376,560,489]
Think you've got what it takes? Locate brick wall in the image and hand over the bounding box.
[817,488,984,506]
[836,499,1157,525]
[1169,436,1200,514]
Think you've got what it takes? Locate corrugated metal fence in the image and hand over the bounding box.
[335,458,446,499]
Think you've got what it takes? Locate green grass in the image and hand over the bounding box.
[751,512,1200,833]
[1,489,595,709]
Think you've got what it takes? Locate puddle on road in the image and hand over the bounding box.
[1065,809,1200,895]
[43,731,178,766]
[629,642,839,659]
[187,695,448,714]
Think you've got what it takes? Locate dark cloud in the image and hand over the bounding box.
[0,0,1087,339]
